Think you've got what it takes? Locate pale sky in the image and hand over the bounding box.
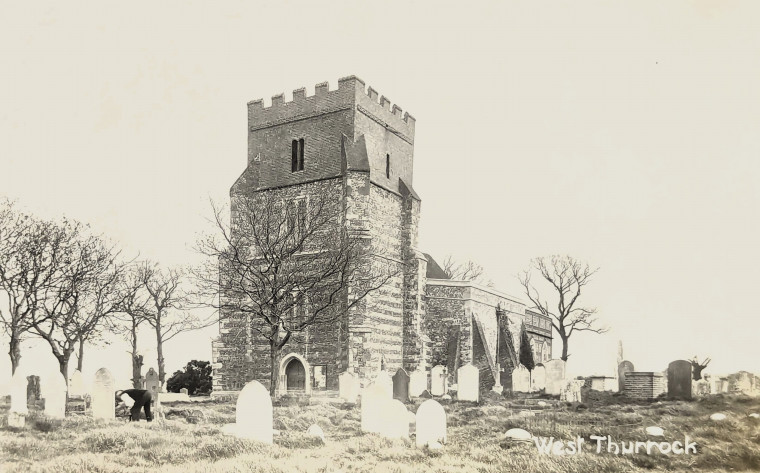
[1,1,759,387]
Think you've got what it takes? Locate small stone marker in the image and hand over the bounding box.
[306,424,325,443]
[709,413,727,421]
[618,360,634,392]
[456,364,479,402]
[379,400,410,440]
[748,413,759,419]
[645,426,664,437]
[560,380,583,403]
[92,368,115,420]
[415,399,446,447]
[392,368,410,402]
[361,383,389,434]
[339,371,359,403]
[224,380,273,443]
[511,365,531,393]
[68,370,85,398]
[431,365,446,396]
[544,359,566,396]
[667,360,693,400]
[409,369,427,397]
[419,389,432,399]
[532,364,546,391]
[43,371,67,419]
[504,428,532,441]
[180,388,188,395]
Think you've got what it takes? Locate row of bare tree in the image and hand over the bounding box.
[0,199,213,388]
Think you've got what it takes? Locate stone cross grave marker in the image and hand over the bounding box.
[457,363,479,402]
[618,360,634,392]
[361,382,390,434]
[532,364,546,391]
[667,360,693,400]
[43,371,67,419]
[339,371,359,403]
[416,399,447,447]
[511,365,531,393]
[409,369,427,397]
[431,365,446,396]
[544,359,566,395]
[392,368,410,402]
[234,380,273,443]
[92,368,115,420]
[68,370,85,398]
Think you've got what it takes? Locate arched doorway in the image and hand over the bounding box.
[285,358,306,391]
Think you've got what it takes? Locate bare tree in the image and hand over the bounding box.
[31,219,124,380]
[442,255,493,286]
[518,255,605,361]
[110,264,151,388]
[194,190,398,396]
[0,202,69,374]
[138,261,213,388]
[691,356,711,381]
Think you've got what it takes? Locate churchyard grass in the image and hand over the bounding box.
[1,393,759,472]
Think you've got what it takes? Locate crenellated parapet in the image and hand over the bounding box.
[247,76,415,141]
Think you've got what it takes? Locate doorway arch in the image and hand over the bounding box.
[279,353,311,395]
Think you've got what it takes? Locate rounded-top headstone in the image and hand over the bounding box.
[374,371,393,398]
[42,370,67,419]
[361,383,390,434]
[667,360,693,400]
[306,424,325,442]
[457,363,480,402]
[9,365,29,415]
[379,399,410,440]
[92,368,115,420]
[235,380,273,444]
[504,428,532,441]
[416,399,446,447]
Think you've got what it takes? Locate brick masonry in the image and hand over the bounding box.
[624,372,667,400]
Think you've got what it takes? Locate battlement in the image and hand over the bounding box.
[247,76,415,137]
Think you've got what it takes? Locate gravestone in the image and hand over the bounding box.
[379,399,410,440]
[430,365,446,396]
[232,380,273,443]
[68,370,85,398]
[618,360,634,392]
[532,364,546,391]
[42,371,67,419]
[361,383,390,434]
[409,369,427,397]
[374,371,393,398]
[511,365,531,393]
[416,399,446,447]
[560,380,583,403]
[92,368,115,420]
[392,368,410,402]
[339,371,359,403]
[145,368,160,396]
[457,364,479,402]
[544,359,566,395]
[180,388,188,395]
[667,360,693,400]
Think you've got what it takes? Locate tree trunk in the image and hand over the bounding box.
[156,324,165,390]
[9,332,21,375]
[130,321,143,388]
[561,336,569,361]
[77,337,85,371]
[57,349,74,382]
[269,342,281,397]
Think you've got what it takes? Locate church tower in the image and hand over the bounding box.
[212,76,427,394]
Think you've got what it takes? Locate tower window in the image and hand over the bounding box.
[386,154,390,178]
[291,139,305,172]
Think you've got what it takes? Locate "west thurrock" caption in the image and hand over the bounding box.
[534,435,698,455]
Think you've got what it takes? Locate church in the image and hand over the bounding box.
[211,76,552,397]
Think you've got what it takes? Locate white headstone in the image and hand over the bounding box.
[361,383,390,434]
[339,371,359,403]
[560,380,583,403]
[532,365,546,391]
[42,371,67,419]
[306,424,325,442]
[431,365,446,396]
[645,426,665,437]
[416,399,446,447]
[409,369,428,397]
[374,371,393,398]
[544,360,566,395]
[379,399,410,440]
[92,368,115,420]
[9,366,28,415]
[504,428,532,441]
[68,370,85,397]
[456,364,479,402]
[511,365,531,393]
[234,380,273,443]
[145,368,160,395]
